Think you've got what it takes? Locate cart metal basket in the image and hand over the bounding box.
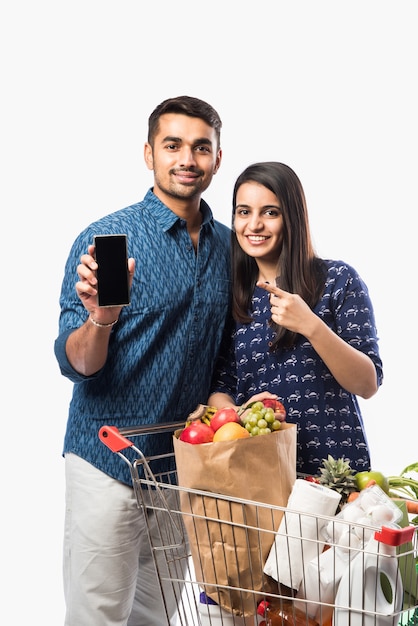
[99,423,418,626]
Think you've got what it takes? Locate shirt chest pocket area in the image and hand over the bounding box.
[127,280,171,315]
[127,277,230,317]
[198,278,230,309]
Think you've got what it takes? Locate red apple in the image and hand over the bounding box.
[179,422,214,444]
[262,398,286,420]
[210,407,240,432]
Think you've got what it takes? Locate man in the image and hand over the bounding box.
[54,95,231,625]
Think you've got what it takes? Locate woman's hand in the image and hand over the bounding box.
[208,390,285,421]
[239,391,287,423]
[257,281,318,338]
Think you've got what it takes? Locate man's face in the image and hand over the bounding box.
[144,113,221,204]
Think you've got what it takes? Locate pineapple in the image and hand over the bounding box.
[317,455,357,508]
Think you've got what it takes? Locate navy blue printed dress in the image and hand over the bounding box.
[210,260,383,475]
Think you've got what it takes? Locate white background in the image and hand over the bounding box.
[1,1,416,622]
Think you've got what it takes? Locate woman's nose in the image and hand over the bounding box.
[248,213,263,230]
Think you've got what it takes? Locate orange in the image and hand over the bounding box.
[213,421,251,442]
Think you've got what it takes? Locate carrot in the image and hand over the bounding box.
[391,497,418,515]
[404,500,418,514]
[347,491,360,503]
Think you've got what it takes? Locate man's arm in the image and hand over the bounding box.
[65,244,135,376]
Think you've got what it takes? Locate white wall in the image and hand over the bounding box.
[2,1,416,622]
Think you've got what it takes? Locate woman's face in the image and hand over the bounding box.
[234,181,284,262]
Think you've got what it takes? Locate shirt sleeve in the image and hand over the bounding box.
[54,229,103,384]
[54,328,102,383]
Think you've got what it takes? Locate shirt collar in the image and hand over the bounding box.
[143,188,214,232]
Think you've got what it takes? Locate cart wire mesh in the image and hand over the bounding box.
[99,424,418,626]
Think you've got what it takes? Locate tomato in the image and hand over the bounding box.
[179,422,214,444]
[210,407,240,432]
[305,475,320,484]
[355,470,389,494]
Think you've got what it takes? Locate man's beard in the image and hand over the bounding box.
[154,169,208,200]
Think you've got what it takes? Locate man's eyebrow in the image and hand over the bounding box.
[162,135,181,143]
[193,137,213,145]
[162,135,213,146]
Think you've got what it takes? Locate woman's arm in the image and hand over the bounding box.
[207,391,238,410]
[258,281,379,399]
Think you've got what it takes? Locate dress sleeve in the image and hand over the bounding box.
[330,263,383,387]
[209,317,239,402]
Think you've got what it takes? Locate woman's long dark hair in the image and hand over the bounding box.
[231,162,326,350]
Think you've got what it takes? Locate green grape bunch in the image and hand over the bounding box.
[240,401,283,436]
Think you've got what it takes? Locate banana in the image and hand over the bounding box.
[185,404,218,427]
[201,405,217,426]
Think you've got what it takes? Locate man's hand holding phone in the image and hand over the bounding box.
[76,235,135,326]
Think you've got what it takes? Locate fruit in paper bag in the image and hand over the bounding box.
[209,407,240,432]
[261,398,286,420]
[179,421,214,444]
[185,404,217,427]
[240,401,283,436]
[213,421,251,442]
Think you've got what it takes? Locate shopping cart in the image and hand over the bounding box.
[99,423,418,626]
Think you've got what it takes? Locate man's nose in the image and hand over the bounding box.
[178,147,197,167]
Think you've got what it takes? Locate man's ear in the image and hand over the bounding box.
[213,147,222,175]
[144,142,154,170]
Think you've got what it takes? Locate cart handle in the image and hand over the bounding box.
[374,524,415,546]
[99,426,133,453]
[99,421,185,453]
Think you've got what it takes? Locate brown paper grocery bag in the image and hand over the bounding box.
[173,421,297,616]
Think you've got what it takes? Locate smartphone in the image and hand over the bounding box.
[94,234,130,307]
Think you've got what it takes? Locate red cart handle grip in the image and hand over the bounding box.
[99,425,134,453]
[374,524,415,546]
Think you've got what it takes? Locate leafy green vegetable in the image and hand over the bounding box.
[387,463,418,500]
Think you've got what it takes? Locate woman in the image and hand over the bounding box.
[208,161,383,475]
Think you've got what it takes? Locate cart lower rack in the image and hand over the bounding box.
[99,424,418,626]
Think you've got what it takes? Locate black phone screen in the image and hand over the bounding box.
[94,234,130,307]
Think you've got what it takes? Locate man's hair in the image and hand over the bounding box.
[148,95,222,148]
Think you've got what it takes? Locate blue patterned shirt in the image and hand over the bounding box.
[210,260,383,475]
[55,189,231,485]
